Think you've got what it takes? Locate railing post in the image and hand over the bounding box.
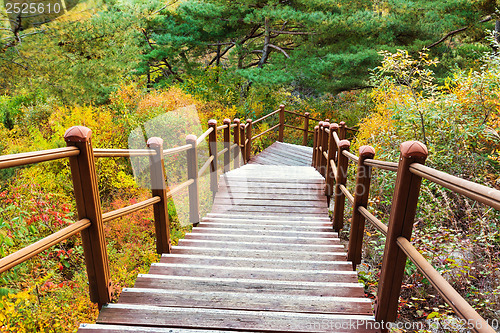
[64,126,110,308]
[347,145,375,269]
[186,135,200,226]
[223,118,231,173]
[246,119,252,162]
[312,125,319,167]
[239,124,246,165]
[332,139,350,231]
[320,121,330,177]
[208,119,218,197]
[325,123,339,206]
[302,112,310,146]
[375,141,428,322]
[278,104,285,142]
[315,121,324,170]
[146,137,171,255]
[339,121,346,140]
[233,118,240,169]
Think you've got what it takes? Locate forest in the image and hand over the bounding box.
[0,0,499,331]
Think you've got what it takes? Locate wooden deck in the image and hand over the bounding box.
[78,143,378,333]
[248,141,314,166]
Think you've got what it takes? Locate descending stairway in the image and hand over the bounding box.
[78,143,378,333]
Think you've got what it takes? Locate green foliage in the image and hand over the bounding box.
[353,45,500,324]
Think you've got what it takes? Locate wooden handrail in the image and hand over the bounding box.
[0,147,80,169]
[167,179,194,198]
[0,219,91,274]
[410,163,500,210]
[196,127,214,146]
[364,158,398,172]
[163,144,191,156]
[251,123,280,140]
[102,197,161,223]
[199,155,214,177]
[253,109,280,124]
[94,149,156,157]
[342,150,359,163]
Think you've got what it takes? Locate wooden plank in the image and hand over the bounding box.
[257,148,312,165]
[214,192,326,201]
[218,181,324,190]
[205,213,331,221]
[212,198,326,208]
[257,152,303,166]
[177,239,344,252]
[197,222,333,232]
[201,217,332,225]
[133,274,365,297]
[220,177,324,184]
[149,263,357,283]
[191,227,338,238]
[263,145,314,161]
[118,288,373,315]
[217,185,324,195]
[184,233,340,245]
[97,304,379,333]
[79,324,238,333]
[210,206,328,215]
[249,154,298,166]
[171,246,347,261]
[159,254,351,270]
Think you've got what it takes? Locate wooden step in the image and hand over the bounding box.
[210,206,328,215]
[148,263,357,283]
[118,288,372,315]
[205,213,331,221]
[79,324,240,332]
[212,198,327,207]
[159,254,352,270]
[177,239,344,252]
[215,192,326,201]
[197,222,333,232]
[191,226,338,238]
[184,233,340,245]
[171,246,347,261]
[96,304,379,333]
[133,274,365,297]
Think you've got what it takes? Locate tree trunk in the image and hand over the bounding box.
[258,18,270,68]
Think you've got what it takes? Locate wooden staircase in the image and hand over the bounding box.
[78,143,378,333]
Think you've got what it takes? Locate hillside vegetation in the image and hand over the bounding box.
[0,0,499,331]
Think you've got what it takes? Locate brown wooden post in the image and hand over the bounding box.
[320,121,330,177]
[325,123,339,206]
[245,119,252,162]
[223,118,231,173]
[339,121,346,140]
[332,139,350,231]
[239,124,246,165]
[278,104,285,142]
[315,121,324,170]
[312,125,319,167]
[186,134,200,225]
[347,145,375,269]
[64,126,110,308]
[302,112,310,146]
[233,119,240,169]
[208,119,218,197]
[375,141,428,322]
[147,137,171,254]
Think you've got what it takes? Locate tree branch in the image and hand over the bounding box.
[426,15,494,49]
[268,44,289,58]
[270,30,315,35]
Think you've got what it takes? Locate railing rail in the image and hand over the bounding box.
[312,118,498,332]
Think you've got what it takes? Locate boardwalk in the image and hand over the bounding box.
[78,143,378,332]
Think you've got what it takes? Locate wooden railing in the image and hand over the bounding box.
[312,121,499,332]
[0,105,317,310]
